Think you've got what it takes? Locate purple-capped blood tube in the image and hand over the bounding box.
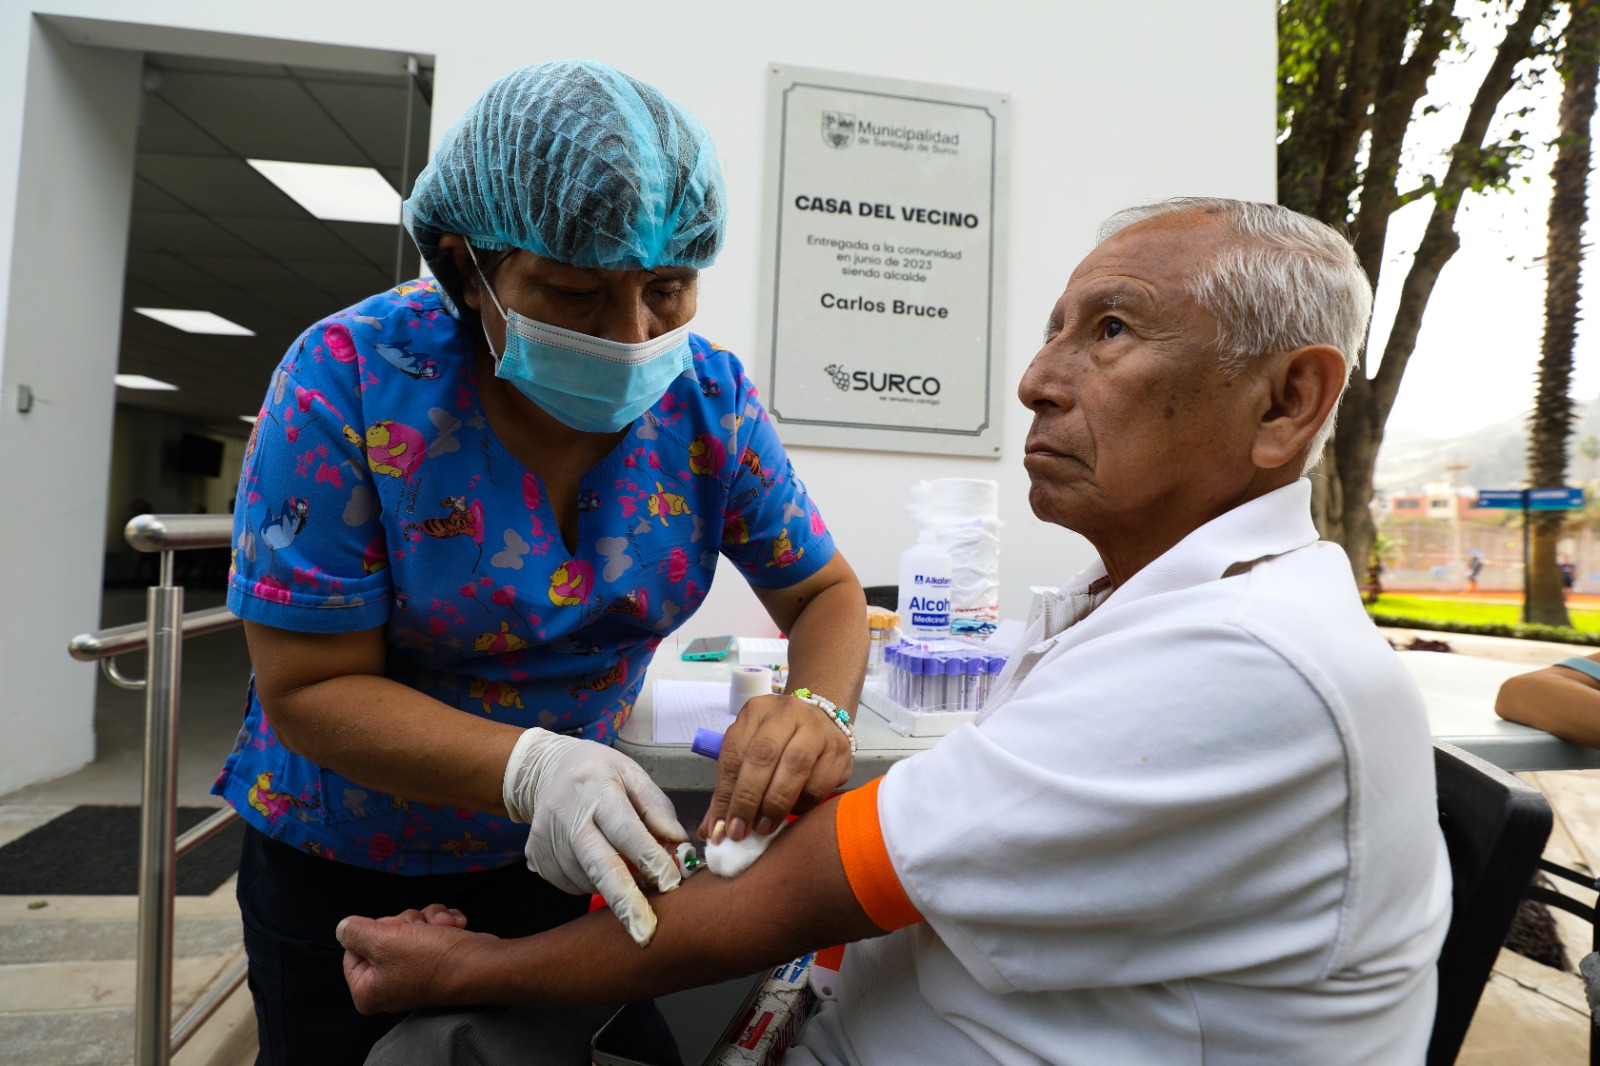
[921,650,941,713]
[909,649,926,712]
[691,728,724,760]
[951,654,970,711]
[982,653,1007,708]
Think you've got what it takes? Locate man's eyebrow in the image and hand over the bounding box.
[649,266,700,280]
[1042,311,1064,342]
[1085,284,1145,310]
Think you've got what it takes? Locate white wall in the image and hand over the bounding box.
[0,0,1275,791]
[0,18,140,794]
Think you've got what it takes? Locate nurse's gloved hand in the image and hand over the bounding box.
[502,728,687,947]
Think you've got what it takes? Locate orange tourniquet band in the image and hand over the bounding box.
[835,776,923,931]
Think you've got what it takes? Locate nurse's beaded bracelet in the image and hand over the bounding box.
[792,688,858,753]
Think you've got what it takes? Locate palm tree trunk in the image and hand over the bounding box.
[1527,0,1600,626]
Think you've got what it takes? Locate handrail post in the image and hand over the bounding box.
[134,550,183,1066]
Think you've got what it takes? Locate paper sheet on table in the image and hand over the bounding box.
[652,679,733,743]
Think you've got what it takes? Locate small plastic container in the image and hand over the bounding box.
[866,607,899,676]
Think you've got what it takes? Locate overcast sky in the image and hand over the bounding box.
[1371,4,1600,442]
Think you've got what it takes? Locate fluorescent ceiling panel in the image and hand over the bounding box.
[247,158,402,224]
[116,374,179,391]
[239,415,259,424]
[134,307,255,336]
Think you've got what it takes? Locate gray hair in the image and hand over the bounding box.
[1096,197,1372,472]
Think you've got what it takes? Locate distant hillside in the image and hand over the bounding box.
[1374,392,1600,493]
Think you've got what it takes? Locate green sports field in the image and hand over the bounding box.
[1367,595,1600,635]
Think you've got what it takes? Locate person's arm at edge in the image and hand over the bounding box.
[702,552,869,839]
[1496,652,1600,749]
[340,782,915,1013]
[245,620,522,813]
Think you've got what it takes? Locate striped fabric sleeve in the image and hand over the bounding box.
[835,776,923,931]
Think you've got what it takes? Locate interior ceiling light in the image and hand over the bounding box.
[134,307,255,336]
[247,158,402,224]
[115,373,179,391]
[239,414,259,424]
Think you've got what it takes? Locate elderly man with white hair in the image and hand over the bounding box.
[336,198,1452,1065]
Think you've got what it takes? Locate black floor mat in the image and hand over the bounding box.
[0,805,245,896]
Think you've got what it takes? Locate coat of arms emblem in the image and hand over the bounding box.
[821,111,855,150]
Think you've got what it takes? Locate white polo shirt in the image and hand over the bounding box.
[789,480,1452,1065]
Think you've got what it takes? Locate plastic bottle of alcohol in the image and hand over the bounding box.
[897,532,953,638]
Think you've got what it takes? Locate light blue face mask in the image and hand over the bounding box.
[468,247,693,434]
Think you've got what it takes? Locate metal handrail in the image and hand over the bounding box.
[69,606,240,661]
[125,512,234,553]
[68,514,245,1066]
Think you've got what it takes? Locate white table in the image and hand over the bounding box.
[616,642,1600,788]
[614,640,941,790]
[1399,651,1600,772]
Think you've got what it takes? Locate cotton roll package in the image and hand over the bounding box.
[908,478,1002,625]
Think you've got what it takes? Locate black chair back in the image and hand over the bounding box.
[1428,742,1553,1065]
[863,585,898,611]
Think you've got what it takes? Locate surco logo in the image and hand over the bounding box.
[820,364,941,396]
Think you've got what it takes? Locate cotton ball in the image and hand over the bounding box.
[705,821,786,877]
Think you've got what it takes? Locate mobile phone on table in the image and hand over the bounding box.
[681,635,735,662]
[591,972,764,1066]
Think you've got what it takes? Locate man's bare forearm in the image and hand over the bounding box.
[446,802,883,1007]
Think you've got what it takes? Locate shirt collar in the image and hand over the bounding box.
[1037,479,1319,641]
[980,481,1320,724]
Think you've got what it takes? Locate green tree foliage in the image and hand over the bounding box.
[1278,0,1559,585]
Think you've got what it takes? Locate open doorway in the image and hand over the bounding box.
[106,49,433,591]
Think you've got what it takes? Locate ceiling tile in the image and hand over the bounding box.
[210,214,368,264]
[126,251,225,290]
[136,94,228,157]
[292,66,416,87]
[130,210,254,258]
[156,70,374,166]
[137,152,304,217]
[131,176,188,213]
[300,80,412,177]
[147,54,264,76]
[322,220,406,269]
[180,255,314,293]
[285,259,393,295]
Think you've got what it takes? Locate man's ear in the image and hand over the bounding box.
[1251,344,1347,471]
[436,234,481,312]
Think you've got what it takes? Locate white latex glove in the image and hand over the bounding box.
[502,728,687,947]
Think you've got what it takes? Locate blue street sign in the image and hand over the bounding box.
[1527,487,1585,511]
[1475,487,1586,510]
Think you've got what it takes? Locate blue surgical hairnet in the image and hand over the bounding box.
[404,60,726,314]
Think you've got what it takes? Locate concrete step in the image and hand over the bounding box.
[0,891,256,1065]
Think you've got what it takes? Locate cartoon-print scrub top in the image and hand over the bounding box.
[215,278,836,875]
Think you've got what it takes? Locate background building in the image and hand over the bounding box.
[0,1,1274,794]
